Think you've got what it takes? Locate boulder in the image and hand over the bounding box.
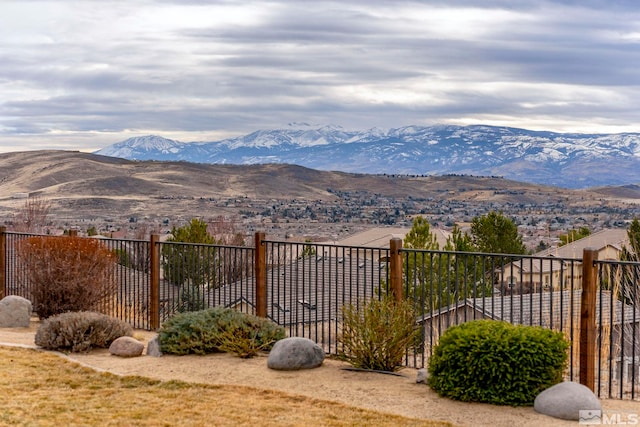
[146,335,162,357]
[0,295,32,328]
[534,381,601,421]
[267,337,325,370]
[109,336,145,357]
[416,368,428,383]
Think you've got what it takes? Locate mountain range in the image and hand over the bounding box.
[94,124,640,189]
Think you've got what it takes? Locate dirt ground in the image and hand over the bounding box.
[1,322,638,427]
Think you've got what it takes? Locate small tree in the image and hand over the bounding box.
[163,218,218,285]
[618,218,640,305]
[162,219,219,312]
[13,196,51,234]
[558,227,591,246]
[443,224,475,253]
[470,211,526,255]
[16,235,117,319]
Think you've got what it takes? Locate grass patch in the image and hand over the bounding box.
[0,346,450,426]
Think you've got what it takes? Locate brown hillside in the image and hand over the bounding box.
[0,150,630,220]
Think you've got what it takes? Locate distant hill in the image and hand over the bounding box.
[0,150,622,220]
[95,124,640,189]
[590,184,640,199]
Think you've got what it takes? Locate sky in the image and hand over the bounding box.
[2,0,640,153]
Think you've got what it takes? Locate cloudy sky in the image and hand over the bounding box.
[2,0,640,152]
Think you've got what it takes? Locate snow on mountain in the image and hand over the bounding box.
[94,125,640,189]
[95,135,185,159]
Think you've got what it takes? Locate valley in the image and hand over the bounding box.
[1,150,639,250]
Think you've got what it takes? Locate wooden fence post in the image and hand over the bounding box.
[149,234,160,329]
[580,248,598,392]
[255,232,267,318]
[0,226,5,300]
[390,238,403,302]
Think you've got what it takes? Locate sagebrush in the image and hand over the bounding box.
[158,307,285,358]
[35,311,133,352]
[339,296,420,372]
[427,319,569,406]
[16,235,117,319]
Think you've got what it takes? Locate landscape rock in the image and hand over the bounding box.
[0,295,32,328]
[267,337,325,370]
[416,368,428,383]
[146,335,162,357]
[109,336,145,357]
[534,381,601,421]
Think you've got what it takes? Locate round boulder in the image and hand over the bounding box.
[534,381,601,421]
[0,295,32,328]
[109,336,145,357]
[267,337,325,370]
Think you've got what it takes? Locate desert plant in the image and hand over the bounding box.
[35,311,133,352]
[16,235,118,319]
[158,307,285,357]
[427,319,569,406]
[339,295,420,372]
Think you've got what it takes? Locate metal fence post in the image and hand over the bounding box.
[580,248,598,392]
[255,232,267,317]
[149,234,160,329]
[390,238,403,302]
[0,226,5,299]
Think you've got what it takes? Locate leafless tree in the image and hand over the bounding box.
[13,196,52,234]
[208,215,246,245]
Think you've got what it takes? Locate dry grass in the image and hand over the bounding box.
[0,346,450,427]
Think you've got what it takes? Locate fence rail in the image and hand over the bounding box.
[1,228,639,400]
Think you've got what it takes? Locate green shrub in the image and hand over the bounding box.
[427,319,569,406]
[339,296,420,372]
[35,311,133,352]
[16,235,117,319]
[158,307,285,358]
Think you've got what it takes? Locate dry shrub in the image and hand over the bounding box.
[16,235,117,319]
[339,296,420,372]
[35,311,133,352]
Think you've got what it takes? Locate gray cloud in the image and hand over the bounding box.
[2,0,640,152]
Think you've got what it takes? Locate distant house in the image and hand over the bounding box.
[209,255,386,325]
[497,228,629,294]
[328,227,451,261]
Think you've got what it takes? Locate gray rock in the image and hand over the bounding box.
[146,335,162,357]
[0,295,32,328]
[534,381,601,421]
[267,337,325,370]
[109,336,145,357]
[416,368,428,383]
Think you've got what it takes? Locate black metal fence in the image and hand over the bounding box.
[595,259,640,400]
[2,229,639,400]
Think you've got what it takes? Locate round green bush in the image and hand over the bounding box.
[158,307,286,357]
[427,319,569,406]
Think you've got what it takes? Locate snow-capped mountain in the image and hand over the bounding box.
[94,125,640,189]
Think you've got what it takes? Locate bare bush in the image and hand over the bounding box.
[16,235,118,318]
[35,311,132,352]
[12,196,51,233]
